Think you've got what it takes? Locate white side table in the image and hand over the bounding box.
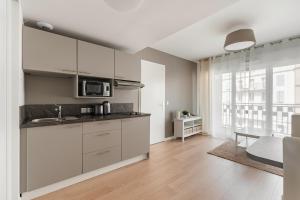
[174,116,202,142]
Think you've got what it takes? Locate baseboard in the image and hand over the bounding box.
[164,133,208,142]
[164,136,176,141]
[201,131,209,136]
[21,154,147,200]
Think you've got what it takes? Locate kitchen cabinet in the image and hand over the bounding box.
[82,120,122,172]
[83,119,121,133]
[83,129,121,153]
[23,26,77,74]
[115,50,141,82]
[24,124,82,191]
[121,117,150,160]
[78,40,114,78]
[20,116,150,192]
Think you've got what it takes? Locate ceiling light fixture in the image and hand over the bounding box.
[104,0,144,12]
[224,29,256,52]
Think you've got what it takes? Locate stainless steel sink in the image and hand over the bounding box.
[31,118,61,123]
[31,116,80,123]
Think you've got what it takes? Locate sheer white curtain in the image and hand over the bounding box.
[210,37,300,139]
[198,59,211,134]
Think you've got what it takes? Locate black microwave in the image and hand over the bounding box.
[78,76,111,97]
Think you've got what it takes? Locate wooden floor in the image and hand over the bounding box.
[36,135,283,200]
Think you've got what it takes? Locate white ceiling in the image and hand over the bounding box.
[152,0,300,61]
[22,0,238,53]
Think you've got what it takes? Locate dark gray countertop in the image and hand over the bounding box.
[20,113,151,128]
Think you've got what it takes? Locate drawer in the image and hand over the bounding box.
[83,129,121,153]
[83,120,121,133]
[83,146,121,173]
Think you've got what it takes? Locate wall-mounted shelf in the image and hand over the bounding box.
[174,116,202,142]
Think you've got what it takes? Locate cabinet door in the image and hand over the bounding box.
[122,117,150,160]
[23,26,77,74]
[115,50,141,82]
[78,40,114,78]
[26,124,82,191]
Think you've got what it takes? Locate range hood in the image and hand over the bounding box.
[114,80,145,89]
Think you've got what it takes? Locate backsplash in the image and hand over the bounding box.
[24,74,139,111]
[20,103,133,123]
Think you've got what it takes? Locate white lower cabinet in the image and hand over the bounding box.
[174,116,202,142]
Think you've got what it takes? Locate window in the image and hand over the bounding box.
[221,73,232,127]
[272,65,298,136]
[221,65,300,136]
[276,91,284,104]
[276,74,285,87]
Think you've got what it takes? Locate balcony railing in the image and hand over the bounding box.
[222,103,300,136]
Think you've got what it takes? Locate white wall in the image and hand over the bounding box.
[1,0,24,199]
[0,0,9,199]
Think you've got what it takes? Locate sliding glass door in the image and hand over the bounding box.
[272,65,300,136]
[216,64,300,138]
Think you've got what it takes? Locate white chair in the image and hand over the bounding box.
[283,114,300,200]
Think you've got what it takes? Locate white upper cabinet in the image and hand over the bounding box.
[78,40,114,78]
[115,50,141,82]
[23,26,77,74]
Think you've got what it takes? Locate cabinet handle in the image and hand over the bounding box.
[98,121,111,125]
[115,75,125,79]
[96,132,110,137]
[122,119,132,122]
[61,69,76,73]
[79,71,91,74]
[95,150,110,156]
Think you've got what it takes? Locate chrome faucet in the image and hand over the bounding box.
[55,105,62,120]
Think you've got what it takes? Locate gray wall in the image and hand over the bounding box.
[137,48,197,137]
[25,47,197,137]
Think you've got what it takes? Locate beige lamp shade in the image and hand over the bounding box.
[224,29,256,51]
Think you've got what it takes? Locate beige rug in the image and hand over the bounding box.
[207,140,283,176]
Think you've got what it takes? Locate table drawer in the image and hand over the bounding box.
[83,129,121,153]
[83,146,121,173]
[83,120,121,133]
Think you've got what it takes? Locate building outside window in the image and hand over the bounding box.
[221,64,300,136]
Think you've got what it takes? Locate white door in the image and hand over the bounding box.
[141,60,165,144]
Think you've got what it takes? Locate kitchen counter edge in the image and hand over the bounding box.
[20,113,151,129]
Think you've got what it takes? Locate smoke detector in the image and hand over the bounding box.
[36,21,54,31]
